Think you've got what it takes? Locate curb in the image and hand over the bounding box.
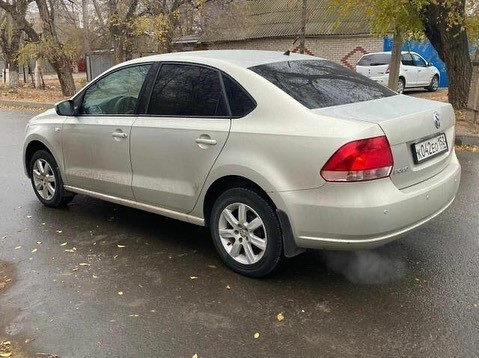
[455,134,479,146]
[0,99,54,109]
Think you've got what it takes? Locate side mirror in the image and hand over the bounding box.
[427,62,433,67]
[55,100,75,116]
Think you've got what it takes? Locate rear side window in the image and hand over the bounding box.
[222,75,256,117]
[357,54,391,66]
[148,64,228,117]
[249,60,396,109]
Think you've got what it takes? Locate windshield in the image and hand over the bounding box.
[249,60,396,109]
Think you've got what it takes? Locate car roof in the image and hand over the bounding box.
[362,51,419,56]
[125,50,322,69]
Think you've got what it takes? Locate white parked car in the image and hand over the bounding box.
[356,51,441,93]
[23,50,460,277]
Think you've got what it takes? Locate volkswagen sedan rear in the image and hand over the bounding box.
[23,50,460,277]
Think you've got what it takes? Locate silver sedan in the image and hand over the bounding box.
[23,50,461,277]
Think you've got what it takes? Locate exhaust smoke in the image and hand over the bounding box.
[321,249,407,285]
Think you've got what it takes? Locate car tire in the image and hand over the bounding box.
[397,78,405,94]
[427,75,439,92]
[210,187,283,278]
[29,150,74,208]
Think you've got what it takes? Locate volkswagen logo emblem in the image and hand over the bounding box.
[433,112,441,129]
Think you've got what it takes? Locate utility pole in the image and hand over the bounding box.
[299,0,306,54]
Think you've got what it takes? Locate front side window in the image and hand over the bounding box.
[147,64,228,117]
[81,64,151,115]
[249,60,396,109]
[412,54,427,67]
[401,54,415,66]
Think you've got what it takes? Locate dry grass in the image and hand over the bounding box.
[0,77,86,104]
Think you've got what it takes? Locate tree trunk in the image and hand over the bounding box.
[466,49,479,124]
[8,64,19,89]
[388,33,402,92]
[35,57,45,89]
[299,0,307,54]
[50,57,76,97]
[82,0,91,54]
[35,0,76,96]
[422,1,472,109]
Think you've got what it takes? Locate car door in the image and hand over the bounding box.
[401,53,417,87]
[62,64,152,199]
[411,53,431,86]
[130,63,231,213]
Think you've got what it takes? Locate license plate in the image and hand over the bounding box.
[412,133,448,164]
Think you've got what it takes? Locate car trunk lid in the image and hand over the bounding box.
[356,64,389,78]
[312,95,455,189]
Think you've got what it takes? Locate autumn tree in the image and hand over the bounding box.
[330,0,425,93]
[421,0,473,109]
[331,0,475,109]
[0,3,26,89]
[0,0,77,96]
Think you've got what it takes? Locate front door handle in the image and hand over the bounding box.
[195,137,217,146]
[112,132,128,139]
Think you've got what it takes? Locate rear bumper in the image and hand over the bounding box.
[272,154,461,250]
[369,75,388,86]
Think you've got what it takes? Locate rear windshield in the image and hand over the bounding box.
[357,54,391,66]
[249,60,396,109]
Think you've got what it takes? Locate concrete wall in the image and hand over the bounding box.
[206,35,384,69]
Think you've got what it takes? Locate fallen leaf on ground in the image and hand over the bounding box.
[27,215,32,218]
[79,263,90,266]
[190,276,198,280]
[277,312,284,321]
[60,242,67,246]
[208,265,217,269]
[117,244,127,248]
[118,291,124,296]
[254,332,260,339]
[37,241,42,244]
[14,246,21,250]
[92,275,98,279]
[226,285,231,290]
[2,236,6,239]
[56,230,62,234]
[64,249,75,253]
[31,248,37,253]
[192,354,198,358]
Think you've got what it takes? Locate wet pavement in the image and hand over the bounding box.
[0,109,478,357]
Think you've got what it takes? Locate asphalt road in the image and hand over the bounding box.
[0,110,478,358]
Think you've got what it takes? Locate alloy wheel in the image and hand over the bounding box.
[218,202,267,265]
[32,158,56,201]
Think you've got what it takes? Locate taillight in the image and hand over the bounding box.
[321,136,393,182]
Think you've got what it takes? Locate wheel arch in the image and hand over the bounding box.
[202,175,276,227]
[24,139,58,178]
[200,174,304,258]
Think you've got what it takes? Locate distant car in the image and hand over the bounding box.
[23,50,460,277]
[356,51,441,94]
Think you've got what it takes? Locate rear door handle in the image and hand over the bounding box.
[195,138,217,146]
[112,132,128,139]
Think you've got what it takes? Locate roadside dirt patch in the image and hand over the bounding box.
[0,261,13,292]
